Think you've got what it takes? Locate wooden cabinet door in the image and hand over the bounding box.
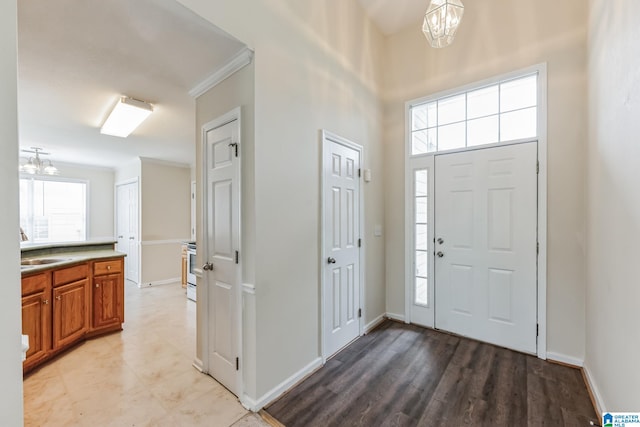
[22,290,51,365]
[93,274,122,328]
[53,279,89,349]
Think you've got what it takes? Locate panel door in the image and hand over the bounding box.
[22,290,51,363]
[205,118,240,396]
[434,142,538,354]
[126,183,139,284]
[93,274,121,328]
[323,134,361,358]
[53,279,89,349]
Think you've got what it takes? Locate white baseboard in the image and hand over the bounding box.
[547,352,584,368]
[364,313,386,334]
[192,357,204,373]
[140,277,181,287]
[386,312,406,323]
[583,363,606,414]
[245,357,323,411]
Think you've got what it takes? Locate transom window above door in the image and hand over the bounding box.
[410,73,538,155]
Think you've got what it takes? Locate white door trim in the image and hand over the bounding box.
[403,63,548,359]
[320,130,365,363]
[199,107,243,394]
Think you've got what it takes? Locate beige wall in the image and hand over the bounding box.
[585,0,640,411]
[382,0,589,361]
[140,158,191,284]
[181,0,386,400]
[195,61,256,397]
[0,0,24,424]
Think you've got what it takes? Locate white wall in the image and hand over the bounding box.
[38,161,115,240]
[115,158,141,184]
[382,0,589,362]
[178,0,386,401]
[585,0,640,411]
[0,0,25,424]
[195,61,256,398]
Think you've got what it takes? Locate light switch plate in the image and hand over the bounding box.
[363,169,372,182]
[374,225,383,237]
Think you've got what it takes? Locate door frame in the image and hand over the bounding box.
[199,107,243,395]
[114,177,141,286]
[319,130,365,363]
[403,63,548,359]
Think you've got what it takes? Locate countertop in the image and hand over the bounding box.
[21,241,124,275]
[21,239,117,253]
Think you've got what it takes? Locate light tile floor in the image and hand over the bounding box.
[23,281,270,427]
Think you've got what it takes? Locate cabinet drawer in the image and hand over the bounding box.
[53,264,88,287]
[94,259,122,276]
[22,272,50,296]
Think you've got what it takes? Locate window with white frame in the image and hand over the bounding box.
[20,177,87,243]
[410,73,538,155]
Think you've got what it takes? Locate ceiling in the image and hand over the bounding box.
[17,0,246,169]
[358,0,428,35]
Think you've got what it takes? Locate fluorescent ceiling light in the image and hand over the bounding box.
[101,96,153,138]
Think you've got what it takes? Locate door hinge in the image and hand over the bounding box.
[536,161,540,174]
[235,251,239,264]
[358,308,362,318]
[358,168,361,178]
[536,242,539,254]
[236,357,239,371]
[536,324,539,337]
[358,238,362,248]
[229,142,239,157]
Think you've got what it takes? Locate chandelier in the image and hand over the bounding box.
[422,0,465,48]
[19,147,59,175]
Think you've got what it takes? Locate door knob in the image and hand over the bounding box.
[436,251,444,258]
[437,238,444,244]
[129,237,135,240]
[203,262,214,271]
[327,257,336,264]
[118,235,124,239]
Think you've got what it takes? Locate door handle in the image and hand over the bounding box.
[118,235,124,239]
[129,237,135,240]
[437,238,444,244]
[436,251,444,258]
[203,262,214,271]
[327,257,336,264]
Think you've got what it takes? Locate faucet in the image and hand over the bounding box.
[20,227,28,242]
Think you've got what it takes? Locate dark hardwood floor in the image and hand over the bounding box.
[266,320,598,427]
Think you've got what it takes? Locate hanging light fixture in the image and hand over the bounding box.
[19,147,60,176]
[422,0,465,48]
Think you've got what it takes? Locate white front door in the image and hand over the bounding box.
[115,181,139,285]
[204,118,240,396]
[322,132,362,359]
[434,142,538,354]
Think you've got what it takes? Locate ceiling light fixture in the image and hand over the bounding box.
[19,147,59,175]
[422,0,465,48]
[100,96,153,138]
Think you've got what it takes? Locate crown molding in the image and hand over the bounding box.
[189,47,254,98]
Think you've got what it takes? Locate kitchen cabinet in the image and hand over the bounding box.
[92,258,124,330]
[21,253,125,374]
[21,272,51,371]
[52,278,89,350]
[181,243,187,288]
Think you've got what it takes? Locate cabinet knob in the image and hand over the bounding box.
[42,299,49,305]
[96,283,100,288]
[107,265,111,270]
[55,295,61,301]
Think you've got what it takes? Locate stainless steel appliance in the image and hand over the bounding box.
[186,243,196,301]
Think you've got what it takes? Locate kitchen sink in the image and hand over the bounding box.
[21,258,69,266]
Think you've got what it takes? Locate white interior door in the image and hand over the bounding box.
[434,142,538,354]
[322,132,362,359]
[115,181,139,285]
[204,118,240,396]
